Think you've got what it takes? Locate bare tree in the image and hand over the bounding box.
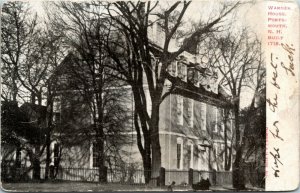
[1,1,70,180]
[47,1,131,182]
[1,2,52,180]
[200,28,265,189]
[1,2,36,102]
[105,1,240,178]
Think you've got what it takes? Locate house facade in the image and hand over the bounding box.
[116,55,235,184]
[45,45,234,182]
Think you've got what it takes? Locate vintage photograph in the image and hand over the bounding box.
[1,0,266,191]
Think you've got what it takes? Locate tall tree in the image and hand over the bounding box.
[106,1,239,178]
[2,2,41,179]
[1,1,66,180]
[201,29,265,189]
[47,1,131,182]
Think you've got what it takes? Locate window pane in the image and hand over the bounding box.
[177,144,181,169]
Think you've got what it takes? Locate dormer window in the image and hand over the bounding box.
[168,61,178,77]
[177,62,187,81]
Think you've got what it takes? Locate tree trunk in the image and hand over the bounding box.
[45,98,53,180]
[224,109,232,171]
[150,101,161,179]
[143,136,152,183]
[11,66,18,102]
[131,84,153,183]
[97,103,106,183]
[97,136,106,183]
[224,109,229,171]
[33,145,41,180]
[45,134,51,180]
[33,93,43,180]
[233,149,245,189]
[232,102,245,189]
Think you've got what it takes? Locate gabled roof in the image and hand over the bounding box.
[53,52,78,77]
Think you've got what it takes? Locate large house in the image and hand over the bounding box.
[1,20,235,185]
[47,47,234,185]
[119,54,235,184]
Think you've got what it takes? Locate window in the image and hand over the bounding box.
[187,145,191,169]
[177,144,181,169]
[198,71,207,86]
[183,65,187,82]
[221,122,225,132]
[194,145,199,158]
[187,67,194,83]
[187,99,194,128]
[53,96,61,124]
[196,71,200,87]
[220,144,224,162]
[214,107,218,132]
[187,142,194,169]
[177,62,187,81]
[169,61,178,76]
[200,102,207,130]
[177,95,183,125]
[92,142,99,168]
[176,138,183,169]
[214,144,218,159]
[197,144,206,171]
[178,62,183,79]
[54,143,60,167]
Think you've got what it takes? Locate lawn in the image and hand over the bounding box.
[1,182,181,192]
[1,181,235,192]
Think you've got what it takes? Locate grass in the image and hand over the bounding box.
[1,181,172,192]
[1,181,244,192]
